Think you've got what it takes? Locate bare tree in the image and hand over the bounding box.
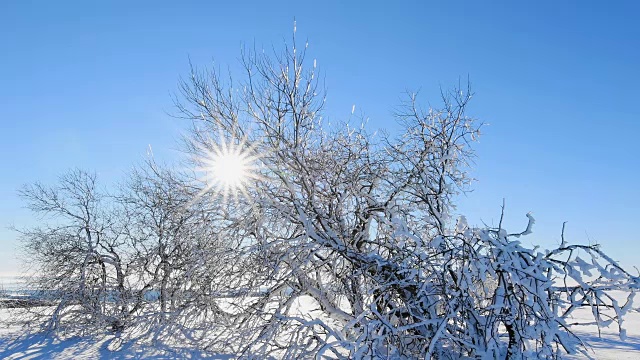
[116,159,231,343]
[15,163,233,342]
[16,169,129,333]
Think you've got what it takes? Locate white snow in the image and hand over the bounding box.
[0,308,229,359]
[2,299,640,359]
[564,306,640,359]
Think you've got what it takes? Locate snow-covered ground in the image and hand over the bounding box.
[1,308,638,359]
[0,310,226,359]
[562,307,640,360]
[1,287,639,359]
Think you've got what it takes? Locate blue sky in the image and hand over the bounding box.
[1,1,639,276]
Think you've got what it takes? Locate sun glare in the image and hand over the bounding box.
[210,151,249,187]
[195,134,262,205]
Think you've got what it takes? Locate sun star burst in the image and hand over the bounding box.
[194,133,262,206]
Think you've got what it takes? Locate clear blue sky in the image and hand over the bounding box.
[1,1,639,276]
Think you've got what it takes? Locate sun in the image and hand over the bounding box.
[194,133,262,205]
[209,149,250,188]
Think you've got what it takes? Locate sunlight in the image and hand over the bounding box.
[209,149,249,188]
[195,133,262,205]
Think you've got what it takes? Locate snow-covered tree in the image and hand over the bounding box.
[175,29,639,359]
[116,159,231,342]
[16,169,130,333]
